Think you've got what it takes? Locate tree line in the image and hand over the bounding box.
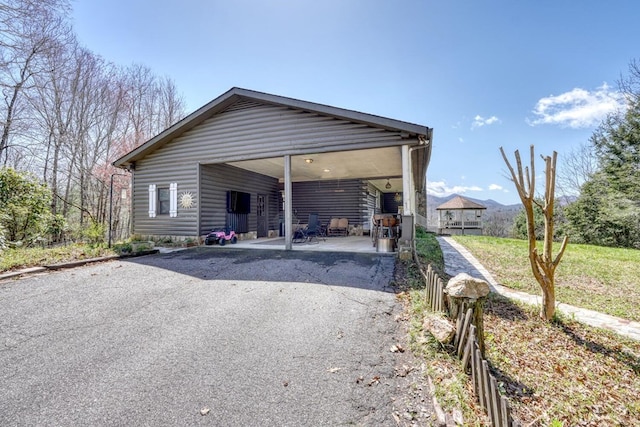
[501,60,640,249]
[0,0,185,246]
[468,59,640,249]
[563,61,640,248]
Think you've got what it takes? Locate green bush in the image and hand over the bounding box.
[45,214,67,243]
[0,167,52,245]
[415,225,428,238]
[83,221,106,246]
[113,242,132,254]
[129,233,145,242]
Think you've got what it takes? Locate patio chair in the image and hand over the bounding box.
[327,218,339,236]
[293,213,323,243]
[328,217,348,237]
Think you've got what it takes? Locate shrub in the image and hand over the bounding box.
[0,167,52,245]
[129,233,145,242]
[83,221,106,246]
[45,214,68,243]
[113,242,132,254]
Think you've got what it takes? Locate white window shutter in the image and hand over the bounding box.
[148,184,157,218]
[169,182,178,217]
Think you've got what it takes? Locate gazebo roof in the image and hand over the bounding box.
[436,195,487,210]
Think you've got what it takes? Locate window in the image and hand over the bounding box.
[149,183,178,217]
[158,187,170,215]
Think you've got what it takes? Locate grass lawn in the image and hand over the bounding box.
[406,232,640,426]
[0,244,116,273]
[451,235,640,322]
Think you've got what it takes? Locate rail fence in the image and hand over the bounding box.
[414,248,520,426]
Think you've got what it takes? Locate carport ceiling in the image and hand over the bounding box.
[227,147,403,191]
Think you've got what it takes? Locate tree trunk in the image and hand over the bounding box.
[0,83,22,161]
[540,280,555,320]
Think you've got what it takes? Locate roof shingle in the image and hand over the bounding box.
[435,195,486,210]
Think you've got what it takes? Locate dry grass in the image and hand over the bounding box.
[485,294,640,426]
[0,244,116,273]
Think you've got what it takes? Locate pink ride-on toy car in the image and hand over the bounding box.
[204,228,238,246]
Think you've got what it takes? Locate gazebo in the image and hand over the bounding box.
[436,195,486,235]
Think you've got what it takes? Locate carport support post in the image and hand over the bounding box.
[284,154,293,250]
[402,145,412,215]
[400,145,415,247]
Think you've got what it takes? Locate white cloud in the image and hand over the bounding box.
[529,83,626,128]
[472,115,500,129]
[488,184,503,191]
[427,180,482,197]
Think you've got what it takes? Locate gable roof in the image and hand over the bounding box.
[436,195,487,210]
[113,87,432,168]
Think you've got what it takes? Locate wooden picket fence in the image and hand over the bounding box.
[416,255,520,426]
[455,310,521,427]
[421,264,445,312]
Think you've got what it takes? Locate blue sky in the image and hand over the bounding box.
[72,0,639,205]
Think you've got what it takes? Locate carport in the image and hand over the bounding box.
[226,146,411,250]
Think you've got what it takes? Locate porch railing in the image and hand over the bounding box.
[439,220,482,229]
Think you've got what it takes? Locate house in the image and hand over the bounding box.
[436,195,486,235]
[113,87,433,250]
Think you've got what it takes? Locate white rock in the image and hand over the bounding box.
[444,273,490,299]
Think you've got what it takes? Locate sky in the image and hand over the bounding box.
[72,0,640,205]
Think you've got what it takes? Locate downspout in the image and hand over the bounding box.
[398,129,432,245]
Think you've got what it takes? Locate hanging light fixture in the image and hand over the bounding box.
[385,179,391,189]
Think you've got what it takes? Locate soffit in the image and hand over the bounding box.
[225,146,404,192]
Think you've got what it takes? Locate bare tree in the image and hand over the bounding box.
[500,145,569,321]
[158,75,185,131]
[115,64,186,155]
[556,142,598,199]
[482,211,516,237]
[3,3,185,241]
[0,0,70,163]
[618,58,640,103]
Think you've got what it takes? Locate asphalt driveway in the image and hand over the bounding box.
[0,248,427,426]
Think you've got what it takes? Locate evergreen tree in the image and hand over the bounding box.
[591,99,640,201]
